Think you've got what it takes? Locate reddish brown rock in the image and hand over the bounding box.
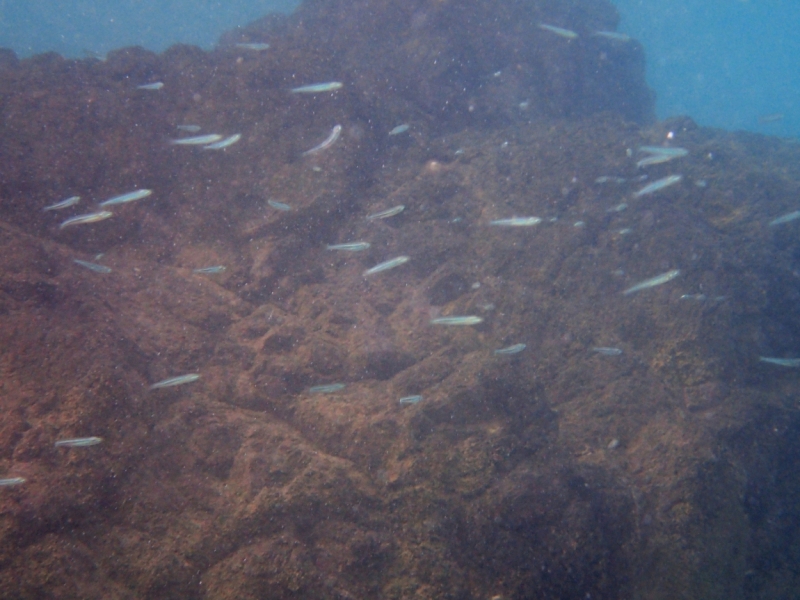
[1,0,800,599]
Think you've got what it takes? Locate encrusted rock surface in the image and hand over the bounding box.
[1,1,800,598]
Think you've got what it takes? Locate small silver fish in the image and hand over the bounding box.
[170,134,224,145]
[59,211,113,229]
[595,176,627,184]
[235,42,270,51]
[489,217,542,227]
[137,82,164,90]
[0,477,25,486]
[633,175,683,198]
[74,259,112,274]
[636,154,680,168]
[769,210,800,226]
[83,49,107,61]
[54,436,103,448]
[389,124,410,136]
[430,316,483,326]
[203,133,241,150]
[150,374,200,389]
[291,81,343,93]
[759,356,800,367]
[592,347,623,356]
[638,146,689,157]
[366,205,405,220]
[680,294,707,301]
[98,189,152,207]
[758,113,785,124]
[43,195,80,211]
[593,31,631,42]
[302,125,342,155]
[177,124,201,132]
[267,199,292,211]
[538,23,578,39]
[193,266,226,274]
[636,147,688,167]
[399,395,423,405]
[622,269,680,295]
[326,242,370,251]
[494,343,527,355]
[363,256,410,276]
[309,383,346,394]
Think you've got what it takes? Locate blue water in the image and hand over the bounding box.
[0,0,299,57]
[614,0,800,138]
[0,0,797,138]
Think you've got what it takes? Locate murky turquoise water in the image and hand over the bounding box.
[614,0,799,139]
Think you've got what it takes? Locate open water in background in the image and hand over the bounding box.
[613,0,800,140]
[0,0,797,139]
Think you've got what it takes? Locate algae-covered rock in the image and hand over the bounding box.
[1,0,800,598]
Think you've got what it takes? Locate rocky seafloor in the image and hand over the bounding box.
[1,0,800,598]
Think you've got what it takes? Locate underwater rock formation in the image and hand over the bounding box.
[228,0,654,127]
[1,0,800,599]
